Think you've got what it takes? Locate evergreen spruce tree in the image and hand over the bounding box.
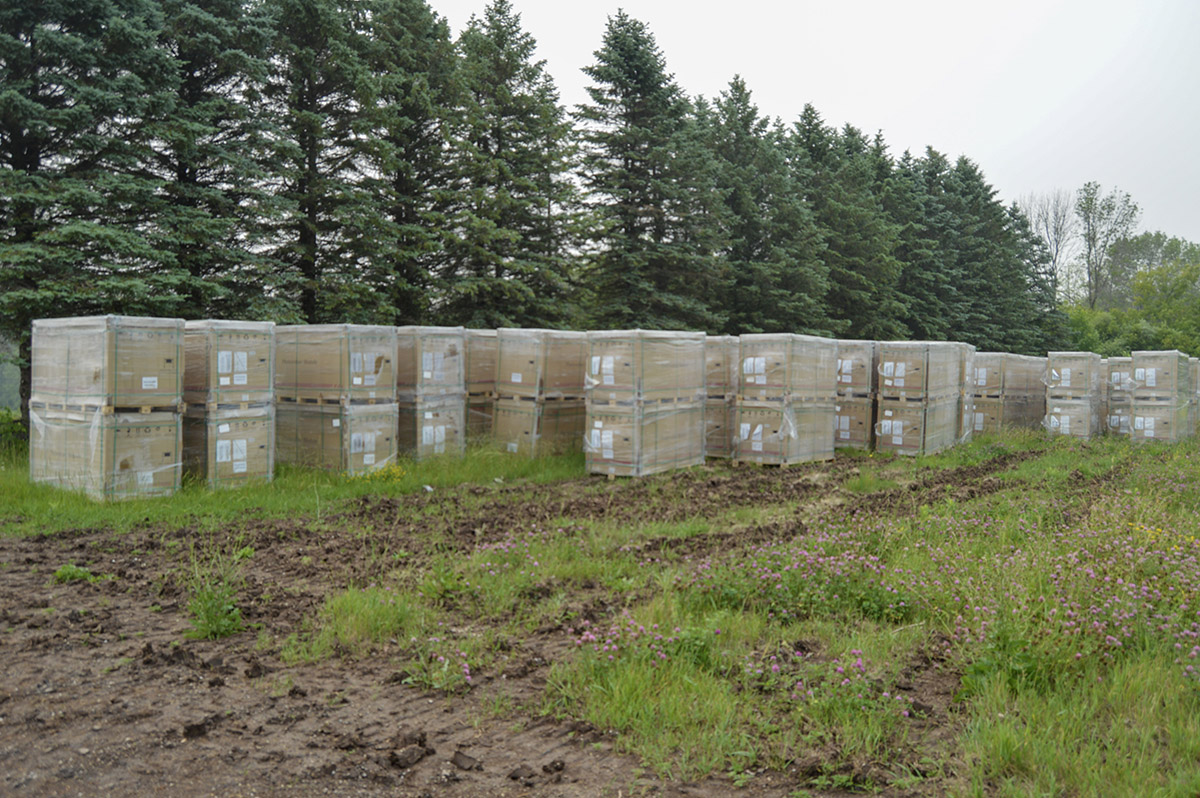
[887,150,952,341]
[0,0,178,422]
[711,77,832,335]
[791,108,905,339]
[357,0,460,324]
[152,0,291,320]
[439,0,578,328]
[576,11,726,330]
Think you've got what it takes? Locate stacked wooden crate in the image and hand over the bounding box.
[1043,352,1102,439]
[704,335,738,458]
[874,341,969,456]
[182,320,275,489]
[734,334,837,465]
[492,329,587,456]
[464,329,497,442]
[1130,350,1192,444]
[275,324,399,472]
[584,331,706,476]
[28,316,184,499]
[971,353,1047,434]
[833,339,875,449]
[395,326,466,460]
[1103,357,1133,435]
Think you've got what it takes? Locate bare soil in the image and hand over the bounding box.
[0,449,1049,797]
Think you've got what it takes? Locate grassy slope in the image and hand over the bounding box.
[4,432,1200,796]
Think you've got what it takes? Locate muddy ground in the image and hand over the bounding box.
[0,450,1049,797]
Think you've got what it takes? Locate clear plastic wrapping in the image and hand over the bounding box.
[874,395,960,456]
[972,353,1005,396]
[31,315,184,409]
[584,403,705,477]
[464,329,497,396]
[183,320,275,406]
[705,398,736,458]
[1043,398,1101,440]
[467,396,494,443]
[276,324,396,404]
[1130,350,1191,400]
[276,403,398,473]
[183,404,275,488]
[585,330,706,405]
[738,334,838,402]
[1045,352,1102,399]
[834,396,874,449]
[733,401,835,465]
[875,341,967,400]
[496,328,587,400]
[835,339,876,397]
[1191,357,1199,438]
[397,396,466,460]
[1131,400,1190,444]
[705,335,739,398]
[395,326,464,401]
[29,407,182,499]
[493,398,586,457]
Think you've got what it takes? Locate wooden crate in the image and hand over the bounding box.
[493,398,586,456]
[585,402,705,477]
[183,405,274,489]
[184,320,274,406]
[276,324,396,404]
[276,403,399,473]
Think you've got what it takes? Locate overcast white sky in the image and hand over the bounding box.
[431,0,1200,243]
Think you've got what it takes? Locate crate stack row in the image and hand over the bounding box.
[183,321,276,489]
[704,336,739,458]
[1043,351,1103,439]
[733,334,838,465]
[833,340,877,450]
[396,326,467,460]
[492,329,587,456]
[970,353,1047,434]
[584,331,706,476]
[29,316,185,499]
[874,341,974,456]
[275,324,400,473]
[1130,350,1192,444]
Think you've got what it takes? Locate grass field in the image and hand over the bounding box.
[3,430,1200,796]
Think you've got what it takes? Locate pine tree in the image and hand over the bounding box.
[711,77,832,335]
[576,11,726,330]
[152,0,291,320]
[888,150,953,341]
[439,0,578,328]
[0,0,179,422]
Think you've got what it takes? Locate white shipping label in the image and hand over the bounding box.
[893,435,903,445]
[602,356,615,385]
[975,412,984,431]
[511,372,523,384]
[364,432,376,453]
[218,423,231,434]
[423,370,432,379]
[363,374,375,387]
[895,362,906,378]
[142,376,158,391]
[739,423,751,441]
[1061,367,1072,386]
[231,439,246,461]
[217,440,232,463]
[884,409,893,417]
[422,427,434,446]
[234,351,248,372]
[1145,417,1155,432]
[589,429,601,451]
[839,430,849,439]
[332,419,340,428]
[508,442,519,453]
[841,373,851,383]
[218,351,233,373]
[976,368,987,387]
[424,411,433,420]
[751,441,763,452]
[1134,368,1145,382]
[839,416,849,431]
[138,472,154,487]
[893,421,903,436]
[883,362,895,377]
[363,454,375,465]
[233,373,248,385]
[1146,368,1157,387]
[894,378,905,387]
[351,433,364,453]
[601,429,614,459]
[232,461,247,474]
[880,420,892,435]
[590,355,601,375]
[351,352,364,373]
[353,377,362,385]
[1134,417,1144,430]
[219,376,230,386]
[755,375,766,385]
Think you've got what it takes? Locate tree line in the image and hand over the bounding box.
[2,0,1192,417]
